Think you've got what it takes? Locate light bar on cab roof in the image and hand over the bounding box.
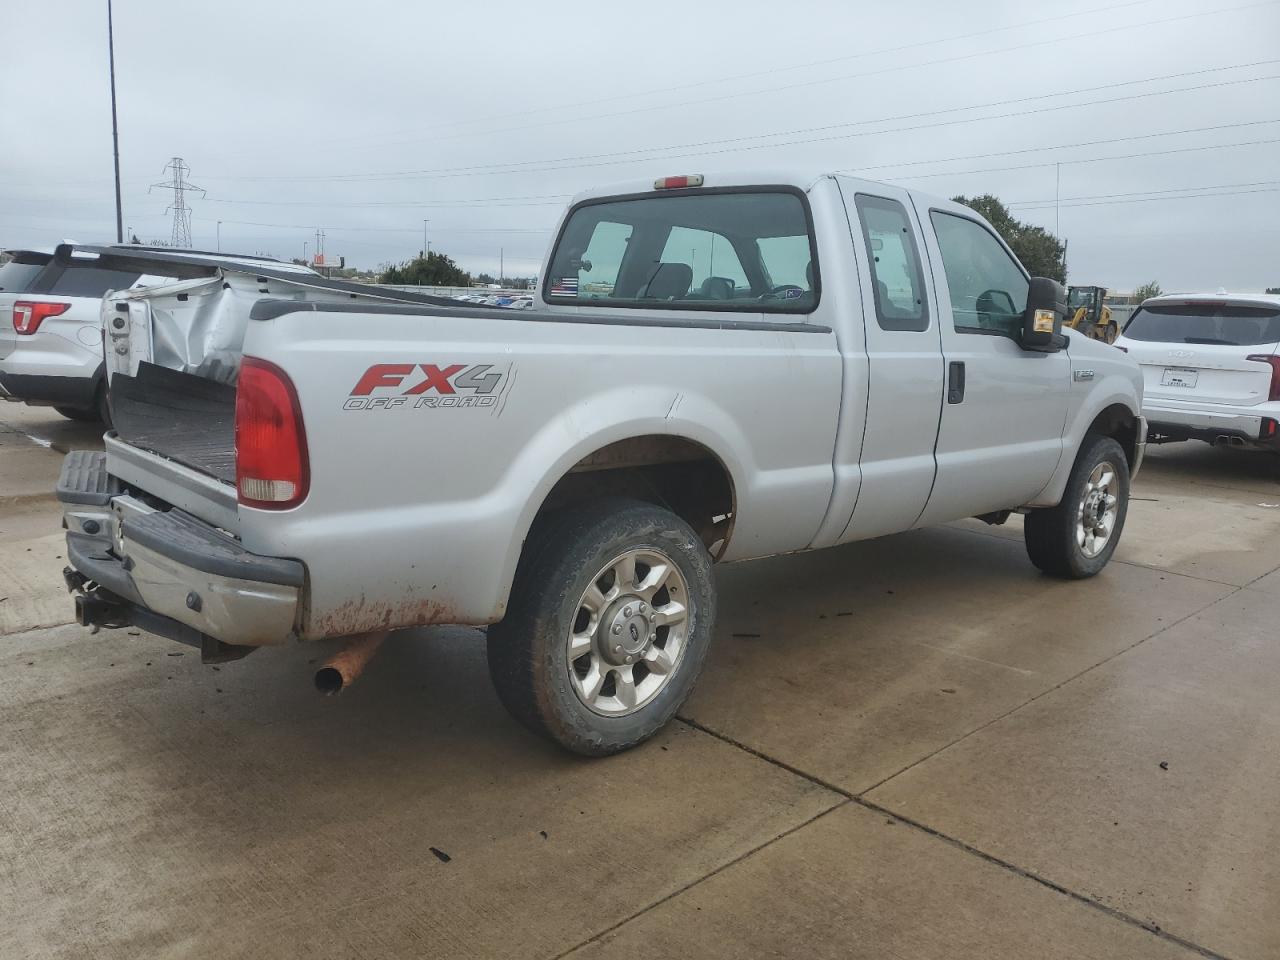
[654,175,704,190]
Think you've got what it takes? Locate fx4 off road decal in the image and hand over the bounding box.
[342,363,514,412]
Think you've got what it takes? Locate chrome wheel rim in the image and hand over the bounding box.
[567,548,690,717]
[1077,460,1120,559]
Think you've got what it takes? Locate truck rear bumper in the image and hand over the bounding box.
[58,451,304,652]
[0,368,102,409]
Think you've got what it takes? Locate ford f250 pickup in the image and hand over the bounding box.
[58,170,1146,756]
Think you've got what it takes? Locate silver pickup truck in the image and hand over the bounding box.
[59,170,1146,755]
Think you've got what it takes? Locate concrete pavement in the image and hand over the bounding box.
[1,405,1278,959]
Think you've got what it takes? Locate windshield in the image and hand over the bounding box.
[1067,288,1096,309]
[544,190,817,313]
[1123,302,1280,345]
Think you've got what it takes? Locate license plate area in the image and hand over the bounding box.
[1161,366,1199,388]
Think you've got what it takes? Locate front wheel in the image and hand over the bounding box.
[487,499,716,756]
[1024,435,1130,578]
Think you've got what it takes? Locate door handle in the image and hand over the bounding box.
[947,361,966,404]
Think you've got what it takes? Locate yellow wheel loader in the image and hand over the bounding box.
[1064,286,1120,344]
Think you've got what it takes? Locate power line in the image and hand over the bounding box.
[211,0,1175,159]
[202,70,1280,185]
[1008,177,1280,206]
[204,194,571,208]
[1012,184,1280,210]
[882,135,1280,182]
[212,218,552,234]
[272,0,1279,153]
[841,121,1280,178]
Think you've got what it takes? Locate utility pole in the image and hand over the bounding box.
[1054,162,1061,238]
[216,220,222,252]
[422,220,430,260]
[150,158,203,248]
[303,240,309,263]
[500,247,504,284]
[107,0,123,244]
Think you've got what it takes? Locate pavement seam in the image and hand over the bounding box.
[852,797,1235,960]
[854,583,1240,795]
[677,717,1234,960]
[551,797,850,959]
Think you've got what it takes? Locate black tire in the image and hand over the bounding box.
[97,386,114,430]
[1025,434,1130,579]
[488,498,716,756]
[53,405,100,423]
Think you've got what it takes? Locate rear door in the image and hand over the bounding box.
[913,203,1070,525]
[835,180,945,542]
[1120,301,1280,406]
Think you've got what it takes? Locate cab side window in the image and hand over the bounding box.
[854,194,928,332]
[929,212,1029,339]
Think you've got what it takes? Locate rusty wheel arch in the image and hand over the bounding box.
[533,435,738,560]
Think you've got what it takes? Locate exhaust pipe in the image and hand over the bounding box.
[314,631,388,695]
[1213,435,1246,447]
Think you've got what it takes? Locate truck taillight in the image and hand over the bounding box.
[1246,354,1280,402]
[235,357,309,509]
[12,301,69,335]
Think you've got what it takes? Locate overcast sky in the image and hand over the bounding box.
[2,0,1278,291]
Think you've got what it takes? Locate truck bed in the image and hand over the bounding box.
[110,363,236,485]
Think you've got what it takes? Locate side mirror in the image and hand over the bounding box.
[1021,277,1066,351]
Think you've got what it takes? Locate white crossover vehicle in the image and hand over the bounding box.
[0,245,313,422]
[1115,293,1280,450]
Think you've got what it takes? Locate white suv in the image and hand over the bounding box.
[1114,293,1280,450]
[0,247,182,423]
[0,245,323,424]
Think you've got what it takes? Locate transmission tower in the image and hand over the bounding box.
[149,157,205,248]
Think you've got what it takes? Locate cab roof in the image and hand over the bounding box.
[568,169,950,209]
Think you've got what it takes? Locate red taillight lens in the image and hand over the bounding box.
[235,357,309,509]
[1246,354,1280,402]
[13,301,70,335]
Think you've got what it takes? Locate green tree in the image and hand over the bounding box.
[951,195,1067,282]
[1265,286,1280,295]
[381,251,471,286]
[1132,280,1162,302]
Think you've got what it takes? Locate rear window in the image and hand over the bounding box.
[1123,303,1280,346]
[0,254,50,293]
[44,265,145,298]
[544,190,818,313]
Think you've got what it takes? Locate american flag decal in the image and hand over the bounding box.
[550,277,579,296]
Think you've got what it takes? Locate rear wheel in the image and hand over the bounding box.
[487,498,715,756]
[53,384,111,427]
[53,405,100,423]
[1024,435,1130,578]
